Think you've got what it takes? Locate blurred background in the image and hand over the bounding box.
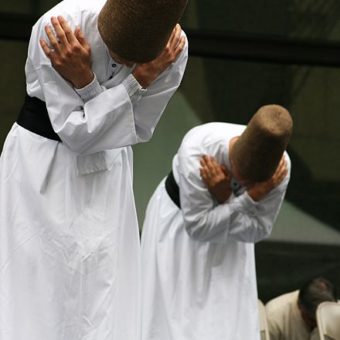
[1,0,339,302]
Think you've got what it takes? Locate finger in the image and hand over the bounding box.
[44,25,60,51]
[271,157,285,179]
[51,16,68,46]
[201,155,210,165]
[204,156,214,170]
[58,16,77,44]
[200,167,208,180]
[201,163,210,176]
[279,163,288,181]
[209,156,220,167]
[168,24,179,45]
[207,156,221,169]
[221,165,230,179]
[200,156,207,167]
[168,24,181,48]
[276,159,287,178]
[74,26,88,48]
[173,36,186,57]
[274,170,286,187]
[276,158,284,172]
[200,166,205,176]
[274,164,287,185]
[205,157,219,176]
[40,39,55,59]
[278,157,286,171]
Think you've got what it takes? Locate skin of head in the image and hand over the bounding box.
[297,277,337,331]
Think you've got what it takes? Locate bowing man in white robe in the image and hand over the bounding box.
[0,0,188,339]
[141,105,293,340]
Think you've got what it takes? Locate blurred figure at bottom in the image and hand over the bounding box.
[266,276,337,340]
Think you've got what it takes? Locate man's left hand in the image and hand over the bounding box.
[247,157,288,202]
[200,155,232,204]
[132,24,186,88]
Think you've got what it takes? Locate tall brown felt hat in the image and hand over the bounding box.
[232,105,293,183]
[98,0,188,63]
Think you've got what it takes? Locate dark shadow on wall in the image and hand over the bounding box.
[256,241,340,303]
[285,147,340,232]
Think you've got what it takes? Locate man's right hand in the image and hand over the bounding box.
[200,155,232,204]
[132,24,186,88]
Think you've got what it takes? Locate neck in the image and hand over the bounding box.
[228,136,239,167]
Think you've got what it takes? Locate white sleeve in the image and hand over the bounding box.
[74,73,145,103]
[27,20,188,155]
[131,34,189,142]
[178,148,291,243]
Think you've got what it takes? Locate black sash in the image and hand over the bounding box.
[165,170,181,208]
[17,94,61,142]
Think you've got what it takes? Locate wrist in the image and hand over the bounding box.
[133,67,154,88]
[215,191,232,204]
[247,189,263,202]
[209,186,232,204]
[73,71,94,89]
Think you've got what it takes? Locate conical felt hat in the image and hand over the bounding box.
[232,105,293,183]
[98,0,188,63]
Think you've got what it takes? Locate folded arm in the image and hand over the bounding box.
[178,150,291,243]
[30,16,188,154]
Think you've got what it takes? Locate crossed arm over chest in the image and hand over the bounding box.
[29,15,188,154]
[177,153,290,243]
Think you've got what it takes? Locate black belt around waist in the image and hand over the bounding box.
[165,170,181,208]
[17,94,61,142]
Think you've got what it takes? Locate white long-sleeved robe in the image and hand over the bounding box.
[0,0,188,339]
[141,122,291,340]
